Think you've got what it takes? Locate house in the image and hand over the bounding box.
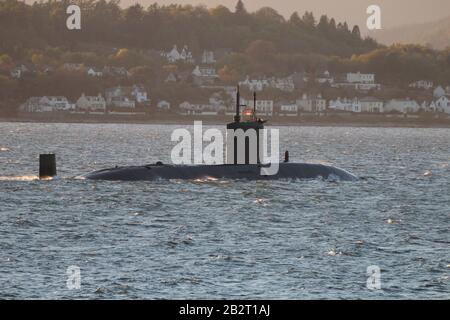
[384,99,420,114]
[420,100,437,113]
[110,96,135,109]
[359,97,384,113]
[332,72,380,91]
[10,64,29,79]
[192,65,219,85]
[178,101,218,115]
[165,72,178,83]
[105,85,149,107]
[130,85,150,105]
[103,66,130,77]
[433,86,446,98]
[346,72,375,83]
[241,99,273,116]
[209,92,226,109]
[277,102,298,116]
[435,95,450,114]
[192,65,218,77]
[201,51,216,64]
[239,77,269,92]
[76,93,106,111]
[270,77,295,92]
[409,80,433,90]
[86,67,103,77]
[41,66,54,75]
[162,45,195,64]
[157,100,171,110]
[20,96,71,112]
[63,63,84,71]
[328,98,361,113]
[20,97,42,112]
[332,82,381,91]
[296,93,327,112]
[316,71,334,84]
[239,76,295,92]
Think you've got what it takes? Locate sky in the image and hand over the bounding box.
[121,0,450,32]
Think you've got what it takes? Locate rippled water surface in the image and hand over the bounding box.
[0,123,449,299]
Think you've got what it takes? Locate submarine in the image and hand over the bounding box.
[40,88,358,182]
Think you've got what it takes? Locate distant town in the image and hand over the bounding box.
[1,0,450,125]
[11,46,450,122]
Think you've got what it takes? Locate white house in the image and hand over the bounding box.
[163,45,195,64]
[239,76,294,92]
[192,65,219,85]
[201,51,216,64]
[328,98,361,113]
[76,93,106,111]
[130,85,149,105]
[346,72,375,83]
[241,99,273,116]
[316,70,334,84]
[165,73,178,83]
[332,82,381,91]
[105,85,149,106]
[20,96,71,112]
[270,77,295,92]
[433,86,446,98]
[296,93,327,112]
[239,77,269,92]
[178,101,217,115]
[277,102,298,116]
[435,95,450,114]
[384,99,420,114]
[86,67,103,77]
[332,72,380,91]
[110,96,135,109]
[10,65,29,79]
[420,100,437,113]
[157,100,171,110]
[102,66,130,77]
[63,63,84,71]
[359,97,384,113]
[409,80,433,90]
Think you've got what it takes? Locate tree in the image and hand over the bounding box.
[329,18,336,30]
[0,54,13,66]
[288,12,303,28]
[245,40,276,64]
[31,53,45,65]
[317,15,329,33]
[254,7,284,24]
[302,11,316,30]
[235,0,247,14]
[352,25,361,38]
[218,65,240,83]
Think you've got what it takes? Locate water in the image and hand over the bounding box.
[0,122,449,299]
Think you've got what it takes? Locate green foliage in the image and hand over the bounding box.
[0,0,376,58]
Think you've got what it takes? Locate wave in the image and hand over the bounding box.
[0,175,40,181]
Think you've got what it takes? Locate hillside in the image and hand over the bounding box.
[373,16,450,50]
[0,0,377,58]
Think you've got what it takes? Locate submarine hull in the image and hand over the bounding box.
[83,163,358,181]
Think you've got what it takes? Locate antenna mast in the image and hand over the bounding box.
[234,86,241,123]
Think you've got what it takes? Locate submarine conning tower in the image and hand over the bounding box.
[226,86,265,165]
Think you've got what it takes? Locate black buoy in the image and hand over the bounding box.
[39,154,57,179]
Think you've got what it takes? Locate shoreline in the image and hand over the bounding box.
[2,114,450,129]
